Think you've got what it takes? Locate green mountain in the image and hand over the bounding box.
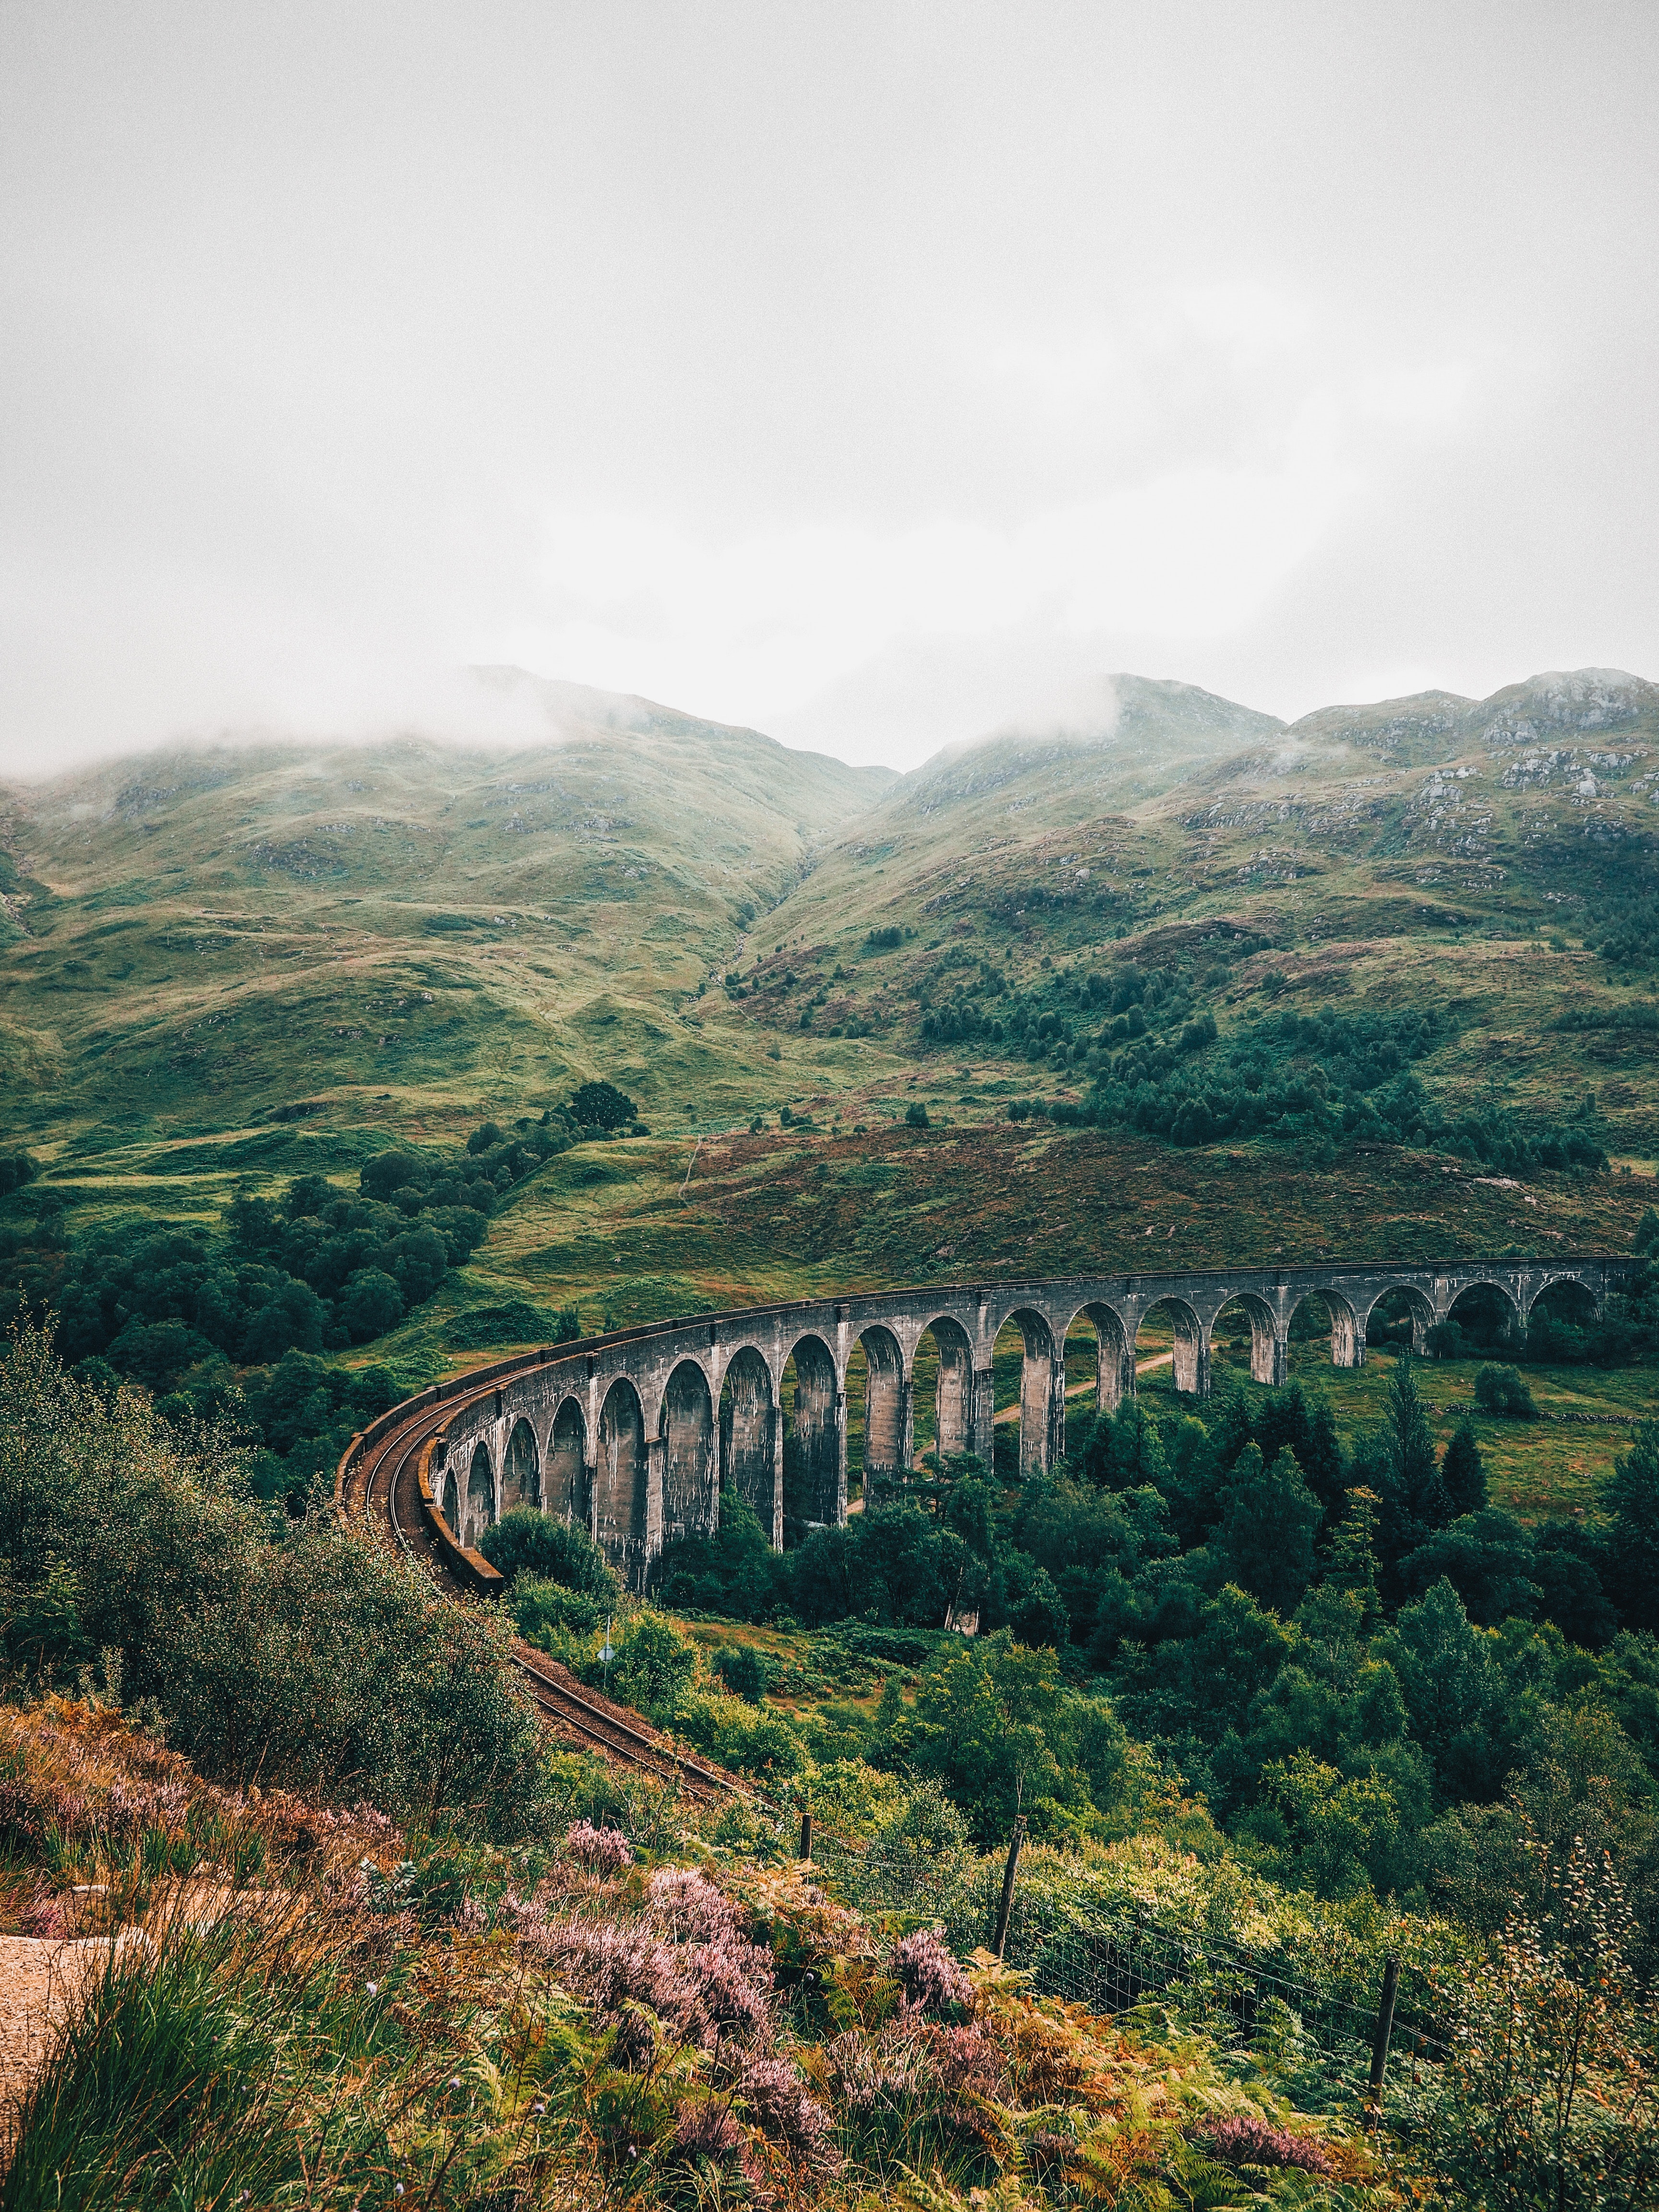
[0,676,893,1147]
[737,666,1659,1161]
[2,662,1656,1387]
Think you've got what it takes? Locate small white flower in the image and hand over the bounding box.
[450,2077,461,2089]
[366,1981,378,1996]
[532,2100,546,2115]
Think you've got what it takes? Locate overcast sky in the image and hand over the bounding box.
[2,1,1656,775]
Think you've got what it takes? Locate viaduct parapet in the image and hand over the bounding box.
[376,1255,1634,1594]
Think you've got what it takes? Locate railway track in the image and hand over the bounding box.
[339,1385,749,1803]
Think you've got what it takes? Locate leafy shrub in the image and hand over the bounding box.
[481,1508,619,1599]
[713,1643,774,1702]
[1474,1363,1538,1418]
[0,1325,547,1833]
[513,1576,610,1645]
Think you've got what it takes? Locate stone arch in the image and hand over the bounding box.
[1361,1283,1435,1354]
[994,1306,1062,1477]
[1526,1268,1602,1323]
[1288,1286,1361,1369]
[720,1347,778,1545]
[1211,1291,1283,1387]
[782,1333,841,1537]
[597,1378,648,1583]
[1445,1278,1523,1352]
[441,1456,460,1533]
[502,1416,541,1514]
[660,1359,717,1546]
[463,1440,495,1550]
[853,1324,907,1495]
[914,1315,974,1462]
[545,1396,586,1524]
[1134,1297,1207,1397]
[1064,1301,1131,1414]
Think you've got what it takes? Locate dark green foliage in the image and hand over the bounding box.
[1603,1422,1659,1633]
[790,1503,959,1629]
[905,1101,929,1128]
[711,1642,773,1701]
[1251,1384,1345,1525]
[1474,1362,1539,1418]
[1441,1420,1487,1515]
[569,1080,636,1130]
[1029,991,1609,1172]
[1214,1444,1322,1615]
[16,1143,501,1410]
[653,1493,791,1621]
[479,1508,618,1599]
[0,1149,37,1195]
[1399,1510,1543,1625]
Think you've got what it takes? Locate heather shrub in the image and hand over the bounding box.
[1196,2114,1334,2175]
[562,1819,633,1874]
[892,1924,972,2012]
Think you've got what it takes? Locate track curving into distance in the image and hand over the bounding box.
[339,1376,747,1802]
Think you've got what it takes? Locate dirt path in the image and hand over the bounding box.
[0,1935,122,2150]
[989,1349,1173,1423]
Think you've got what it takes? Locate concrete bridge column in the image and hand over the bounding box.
[645,1433,665,1574]
[834,1386,848,1526]
[1046,1349,1067,1469]
[1270,1334,1288,1387]
[899,1377,915,1477]
[770,1406,784,1550]
[969,1365,995,1464]
[1329,1293,1364,1368]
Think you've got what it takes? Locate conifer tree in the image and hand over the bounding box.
[1327,1484,1382,1628]
[1217,1443,1322,1616]
[1386,1352,1452,1529]
[1440,1419,1487,1518]
[1211,1385,1254,1471]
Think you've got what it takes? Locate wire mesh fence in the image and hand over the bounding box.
[805,1825,1446,2110]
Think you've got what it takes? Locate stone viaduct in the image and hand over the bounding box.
[424,1255,1635,1592]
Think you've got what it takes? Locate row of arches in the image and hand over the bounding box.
[440,1271,1601,1575]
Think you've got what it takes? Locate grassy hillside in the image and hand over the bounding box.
[734,667,1659,1164]
[0,673,894,1153]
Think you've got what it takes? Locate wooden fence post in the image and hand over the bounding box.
[1367,1955,1401,2129]
[798,1810,813,1863]
[992,1815,1027,1961]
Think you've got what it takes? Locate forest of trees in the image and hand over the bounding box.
[640,1344,1659,1950]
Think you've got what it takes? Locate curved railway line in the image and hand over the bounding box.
[339,1380,748,1804]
